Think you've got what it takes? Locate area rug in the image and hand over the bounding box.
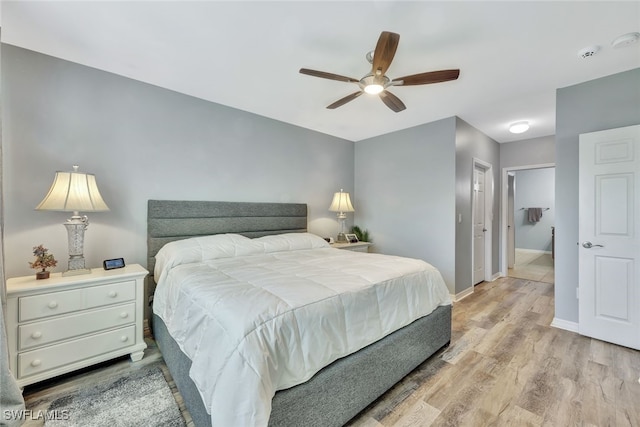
[44,365,185,427]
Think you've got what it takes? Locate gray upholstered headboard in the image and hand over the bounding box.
[147,200,307,275]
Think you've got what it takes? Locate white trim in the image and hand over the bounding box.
[500,163,555,276]
[490,272,502,281]
[451,286,474,302]
[472,158,493,284]
[515,248,552,255]
[550,317,579,333]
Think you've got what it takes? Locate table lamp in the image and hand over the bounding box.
[328,189,355,243]
[35,165,110,276]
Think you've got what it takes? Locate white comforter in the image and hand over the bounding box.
[153,233,451,426]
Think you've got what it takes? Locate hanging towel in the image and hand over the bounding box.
[528,208,543,223]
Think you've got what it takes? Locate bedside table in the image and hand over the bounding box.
[5,264,148,388]
[331,241,372,253]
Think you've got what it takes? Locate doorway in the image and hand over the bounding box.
[500,163,555,283]
[472,158,493,285]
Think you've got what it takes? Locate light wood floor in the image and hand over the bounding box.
[22,276,640,426]
[508,249,554,284]
[349,277,639,426]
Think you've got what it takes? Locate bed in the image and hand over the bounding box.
[148,200,452,427]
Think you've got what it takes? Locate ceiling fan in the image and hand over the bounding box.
[300,31,460,112]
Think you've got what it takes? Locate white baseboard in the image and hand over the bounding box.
[550,317,579,333]
[516,248,552,255]
[451,286,474,302]
[451,275,503,302]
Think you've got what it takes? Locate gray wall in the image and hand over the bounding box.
[454,118,500,294]
[555,67,640,323]
[514,168,555,252]
[354,118,457,294]
[354,116,501,296]
[1,45,354,278]
[500,135,555,169]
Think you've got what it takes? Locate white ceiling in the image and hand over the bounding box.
[1,1,639,143]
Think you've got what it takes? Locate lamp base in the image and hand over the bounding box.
[336,232,348,243]
[63,214,91,277]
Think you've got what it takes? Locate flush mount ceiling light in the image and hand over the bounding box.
[612,32,640,48]
[509,121,530,134]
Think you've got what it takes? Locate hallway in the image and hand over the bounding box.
[508,249,554,284]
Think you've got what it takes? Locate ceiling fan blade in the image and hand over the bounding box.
[392,69,460,86]
[379,90,406,112]
[372,31,400,78]
[327,91,363,109]
[300,68,359,83]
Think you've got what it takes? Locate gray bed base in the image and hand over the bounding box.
[153,306,451,427]
[147,200,452,426]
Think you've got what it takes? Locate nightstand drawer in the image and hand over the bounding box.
[19,302,136,350]
[19,288,83,322]
[18,325,136,378]
[85,280,135,309]
[19,280,135,322]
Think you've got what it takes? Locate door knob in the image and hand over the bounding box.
[582,241,604,249]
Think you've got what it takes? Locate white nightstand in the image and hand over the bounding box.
[5,264,148,388]
[331,241,372,253]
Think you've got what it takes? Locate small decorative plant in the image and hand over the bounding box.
[351,225,372,243]
[29,244,58,279]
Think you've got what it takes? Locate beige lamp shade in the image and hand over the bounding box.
[328,190,355,213]
[36,166,109,213]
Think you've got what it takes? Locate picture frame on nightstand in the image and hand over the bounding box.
[344,233,358,243]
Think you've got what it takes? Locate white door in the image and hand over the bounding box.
[507,173,516,269]
[579,124,640,350]
[473,167,486,284]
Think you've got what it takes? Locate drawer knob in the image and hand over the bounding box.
[48,301,58,309]
[120,336,129,342]
[31,331,42,339]
[108,291,118,298]
[120,312,129,319]
[31,359,41,367]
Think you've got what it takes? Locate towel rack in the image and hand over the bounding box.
[520,207,550,211]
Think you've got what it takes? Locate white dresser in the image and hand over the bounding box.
[5,264,148,388]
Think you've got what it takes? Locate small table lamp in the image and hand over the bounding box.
[35,165,110,276]
[328,189,355,243]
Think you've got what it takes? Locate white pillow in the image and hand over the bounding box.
[256,232,330,253]
[197,233,264,260]
[154,234,263,281]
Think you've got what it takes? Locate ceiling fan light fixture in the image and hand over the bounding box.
[509,121,530,134]
[364,84,384,95]
[360,74,387,95]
